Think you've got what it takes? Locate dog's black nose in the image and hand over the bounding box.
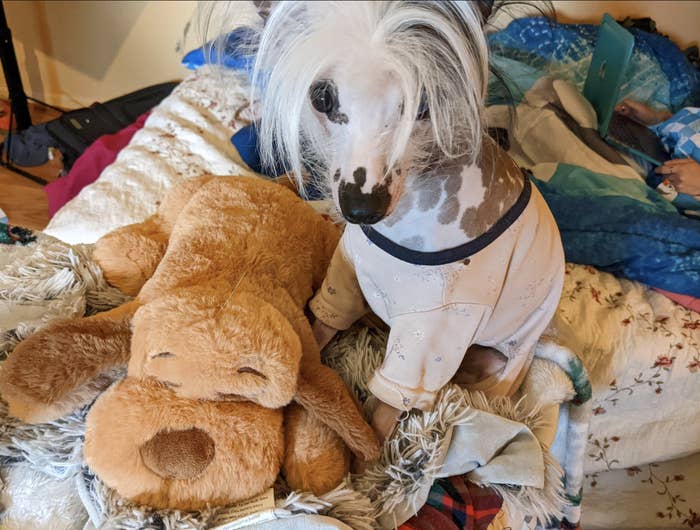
[338,183,390,225]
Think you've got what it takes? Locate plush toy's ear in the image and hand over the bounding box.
[0,300,139,423]
[294,362,380,463]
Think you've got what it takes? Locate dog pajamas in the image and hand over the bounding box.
[310,184,564,411]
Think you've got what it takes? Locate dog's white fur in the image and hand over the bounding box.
[250,1,489,207]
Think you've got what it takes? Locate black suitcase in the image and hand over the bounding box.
[45,81,178,169]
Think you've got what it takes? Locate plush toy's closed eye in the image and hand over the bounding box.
[237,366,267,379]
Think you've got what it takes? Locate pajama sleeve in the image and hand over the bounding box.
[368,303,489,411]
[309,237,368,330]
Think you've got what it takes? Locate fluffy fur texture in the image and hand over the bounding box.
[0,176,379,510]
[0,326,568,529]
[249,1,489,207]
[85,377,285,510]
[0,315,132,423]
[0,233,129,357]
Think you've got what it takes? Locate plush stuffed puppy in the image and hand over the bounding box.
[0,176,379,510]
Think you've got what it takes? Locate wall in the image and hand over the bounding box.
[2,1,198,108]
[552,1,700,50]
[2,1,698,110]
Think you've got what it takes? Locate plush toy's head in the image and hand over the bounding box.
[128,284,302,408]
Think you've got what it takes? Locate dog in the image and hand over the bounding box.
[246,0,564,437]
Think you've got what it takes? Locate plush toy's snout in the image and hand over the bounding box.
[140,427,216,480]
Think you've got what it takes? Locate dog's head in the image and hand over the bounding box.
[251,1,489,224]
[129,284,302,409]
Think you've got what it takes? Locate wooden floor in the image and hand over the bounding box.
[0,102,64,231]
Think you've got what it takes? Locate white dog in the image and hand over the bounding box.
[250,1,564,437]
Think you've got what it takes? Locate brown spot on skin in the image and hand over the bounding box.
[459,139,523,238]
[438,196,460,224]
[328,111,349,125]
[434,161,465,225]
[400,235,425,250]
[444,171,462,195]
[414,175,442,211]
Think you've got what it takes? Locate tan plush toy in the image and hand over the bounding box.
[0,176,379,510]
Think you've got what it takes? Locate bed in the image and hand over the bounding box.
[1,15,700,529]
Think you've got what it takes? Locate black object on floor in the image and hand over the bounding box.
[45,81,178,170]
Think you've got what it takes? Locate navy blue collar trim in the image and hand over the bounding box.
[360,170,532,266]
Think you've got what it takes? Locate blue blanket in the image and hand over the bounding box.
[488,17,700,111]
[532,165,700,297]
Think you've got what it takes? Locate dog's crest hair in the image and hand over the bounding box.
[246,1,489,188]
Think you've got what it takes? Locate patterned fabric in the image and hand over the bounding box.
[653,107,700,162]
[583,451,700,529]
[488,17,700,110]
[399,477,502,530]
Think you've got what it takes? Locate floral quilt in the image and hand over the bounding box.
[546,263,700,528]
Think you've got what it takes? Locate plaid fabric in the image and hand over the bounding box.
[398,476,502,530]
[653,107,700,162]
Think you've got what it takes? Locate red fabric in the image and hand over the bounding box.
[654,288,700,313]
[45,111,150,217]
[399,477,502,530]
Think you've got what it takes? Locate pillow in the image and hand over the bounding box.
[181,27,256,73]
[652,107,700,161]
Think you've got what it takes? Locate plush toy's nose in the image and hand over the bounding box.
[338,168,391,225]
[140,427,215,480]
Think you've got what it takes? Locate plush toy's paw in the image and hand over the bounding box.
[85,377,285,511]
[296,363,380,464]
[0,317,130,424]
[94,225,168,296]
[283,403,350,495]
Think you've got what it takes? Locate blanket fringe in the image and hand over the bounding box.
[329,328,567,527]
[0,235,129,356]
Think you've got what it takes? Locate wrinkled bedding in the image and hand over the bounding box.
[18,50,700,529]
[488,75,700,297]
[44,67,258,245]
[488,17,700,110]
[485,18,700,526]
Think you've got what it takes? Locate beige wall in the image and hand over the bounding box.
[553,1,700,49]
[3,1,698,110]
[3,1,198,108]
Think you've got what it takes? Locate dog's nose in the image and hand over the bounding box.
[338,182,391,225]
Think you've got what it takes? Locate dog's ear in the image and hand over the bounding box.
[294,361,380,463]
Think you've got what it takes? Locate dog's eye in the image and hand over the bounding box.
[237,366,267,379]
[151,351,175,359]
[310,80,337,115]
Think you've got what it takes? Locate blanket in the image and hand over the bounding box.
[0,229,580,530]
[532,163,700,297]
[44,67,258,245]
[487,76,700,297]
[488,17,700,111]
